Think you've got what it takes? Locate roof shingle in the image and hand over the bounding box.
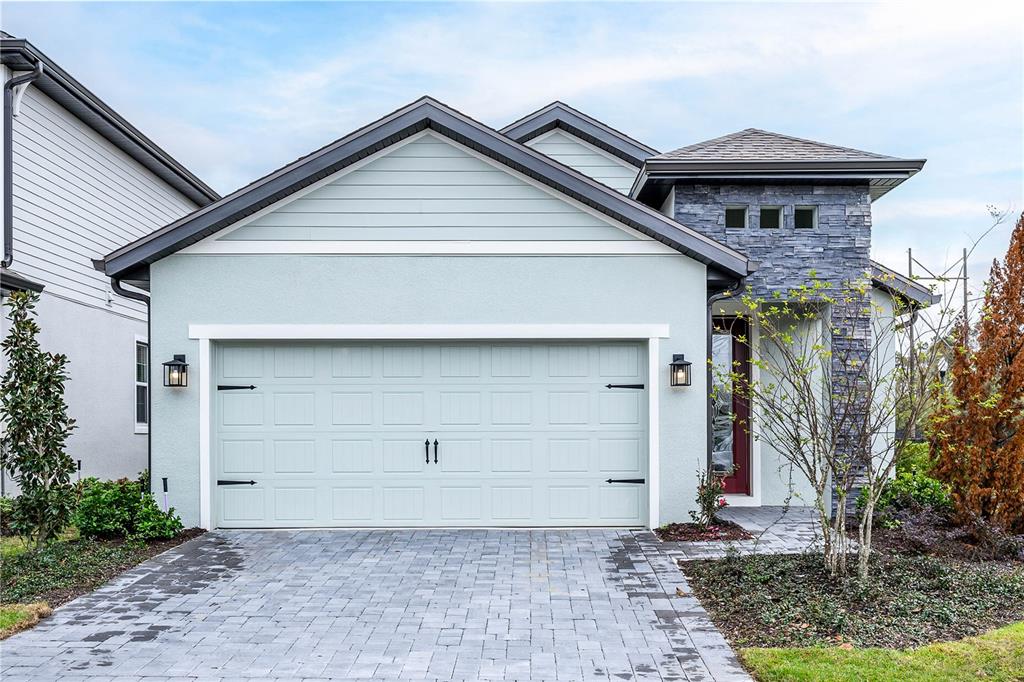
[652,128,896,162]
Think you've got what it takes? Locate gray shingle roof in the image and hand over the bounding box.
[652,128,897,162]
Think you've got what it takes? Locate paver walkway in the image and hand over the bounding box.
[1,530,750,681]
[661,506,822,560]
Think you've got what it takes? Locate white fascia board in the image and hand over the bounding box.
[188,323,672,341]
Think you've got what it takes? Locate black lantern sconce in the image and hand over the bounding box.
[669,354,692,387]
[162,354,189,387]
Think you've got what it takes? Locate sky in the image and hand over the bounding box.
[2,1,1021,297]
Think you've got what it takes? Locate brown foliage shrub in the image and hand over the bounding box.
[932,213,1024,532]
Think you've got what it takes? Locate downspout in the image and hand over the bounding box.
[707,280,745,472]
[3,60,43,269]
[110,276,152,489]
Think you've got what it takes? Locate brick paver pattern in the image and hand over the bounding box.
[1,530,750,681]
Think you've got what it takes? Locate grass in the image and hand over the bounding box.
[1,527,79,561]
[682,552,1024,648]
[741,621,1024,681]
[0,603,52,640]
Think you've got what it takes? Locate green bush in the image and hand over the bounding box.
[897,441,934,475]
[73,477,182,541]
[859,469,953,528]
[0,496,13,536]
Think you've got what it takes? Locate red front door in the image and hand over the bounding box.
[712,318,751,495]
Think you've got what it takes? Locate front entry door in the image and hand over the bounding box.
[711,318,751,495]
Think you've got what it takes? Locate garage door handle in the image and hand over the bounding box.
[433,439,439,464]
[218,385,256,391]
[217,479,257,486]
[606,478,645,484]
[425,439,430,464]
[605,384,644,390]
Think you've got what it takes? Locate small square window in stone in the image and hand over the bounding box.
[760,207,782,229]
[725,206,747,229]
[795,206,817,229]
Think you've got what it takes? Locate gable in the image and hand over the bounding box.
[101,97,751,282]
[525,130,640,194]
[219,132,642,243]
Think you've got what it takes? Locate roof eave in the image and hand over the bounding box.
[1,36,218,206]
[500,102,658,167]
[871,262,941,309]
[101,97,752,281]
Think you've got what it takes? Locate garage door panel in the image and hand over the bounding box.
[214,341,647,528]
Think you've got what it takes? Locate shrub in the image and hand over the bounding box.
[860,469,953,528]
[690,468,729,530]
[0,496,13,536]
[896,441,933,475]
[73,477,182,541]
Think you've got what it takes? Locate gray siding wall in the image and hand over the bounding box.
[150,254,709,528]
[525,130,639,194]
[1,65,199,486]
[225,133,638,242]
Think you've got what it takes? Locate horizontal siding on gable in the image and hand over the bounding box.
[223,133,639,243]
[8,75,198,318]
[526,130,639,194]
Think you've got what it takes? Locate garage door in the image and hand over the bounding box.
[213,341,648,528]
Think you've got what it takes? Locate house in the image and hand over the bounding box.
[95,97,934,529]
[1,33,218,491]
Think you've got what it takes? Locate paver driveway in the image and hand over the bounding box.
[1,530,749,681]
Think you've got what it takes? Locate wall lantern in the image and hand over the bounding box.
[162,354,189,387]
[670,354,692,387]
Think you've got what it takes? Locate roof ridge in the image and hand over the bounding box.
[655,127,897,161]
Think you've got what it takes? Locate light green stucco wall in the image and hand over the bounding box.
[150,254,709,527]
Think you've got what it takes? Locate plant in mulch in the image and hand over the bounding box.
[0,292,78,549]
[1,529,205,608]
[933,213,1024,534]
[73,477,183,541]
[690,467,730,530]
[682,551,1024,650]
[856,468,952,529]
[656,468,753,542]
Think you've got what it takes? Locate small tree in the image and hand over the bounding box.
[933,213,1024,532]
[0,291,77,548]
[714,269,962,580]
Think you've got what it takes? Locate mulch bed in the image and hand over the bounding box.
[1,528,206,609]
[680,510,1024,650]
[656,519,754,542]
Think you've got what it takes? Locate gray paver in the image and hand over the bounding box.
[1,529,750,681]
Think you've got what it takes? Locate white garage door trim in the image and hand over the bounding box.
[190,323,668,530]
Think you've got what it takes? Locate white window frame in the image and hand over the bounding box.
[134,334,149,434]
[759,206,782,229]
[794,205,818,229]
[725,205,748,229]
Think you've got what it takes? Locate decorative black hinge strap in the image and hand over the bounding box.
[605,384,645,390]
[217,479,257,486]
[217,385,257,391]
[605,478,646,484]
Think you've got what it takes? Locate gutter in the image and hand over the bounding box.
[108,274,153,490]
[2,59,42,269]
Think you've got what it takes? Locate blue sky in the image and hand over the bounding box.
[3,1,1021,291]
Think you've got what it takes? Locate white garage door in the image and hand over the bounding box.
[213,341,648,528]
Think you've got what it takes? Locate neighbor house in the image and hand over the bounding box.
[95,97,934,529]
[1,33,217,490]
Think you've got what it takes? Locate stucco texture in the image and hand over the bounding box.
[150,254,709,527]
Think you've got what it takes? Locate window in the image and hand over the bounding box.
[135,340,148,432]
[725,206,748,229]
[795,206,818,229]
[760,206,782,229]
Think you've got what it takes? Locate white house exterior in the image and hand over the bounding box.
[1,33,217,490]
[98,97,935,529]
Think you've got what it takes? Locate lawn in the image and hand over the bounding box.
[741,621,1024,682]
[0,603,52,639]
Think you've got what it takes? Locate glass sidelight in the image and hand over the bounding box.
[711,318,751,495]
